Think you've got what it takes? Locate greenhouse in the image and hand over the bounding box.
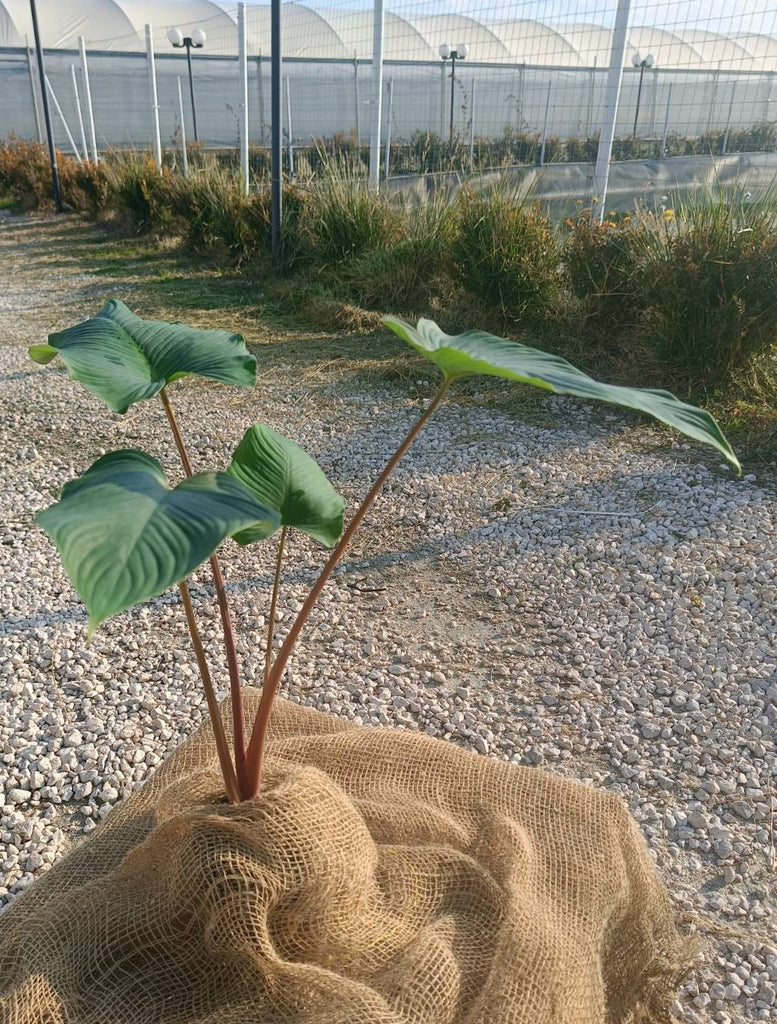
[0,1,775,151]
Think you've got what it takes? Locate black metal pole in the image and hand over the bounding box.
[29,0,62,211]
[449,54,456,142]
[633,63,645,139]
[186,41,199,143]
[271,0,282,266]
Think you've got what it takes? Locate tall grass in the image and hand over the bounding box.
[2,138,777,393]
[640,190,777,387]
[451,186,560,324]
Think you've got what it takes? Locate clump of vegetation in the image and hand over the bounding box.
[30,301,739,801]
[451,187,560,324]
[564,215,648,339]
[301,169,404,268]
[640,191,777,387]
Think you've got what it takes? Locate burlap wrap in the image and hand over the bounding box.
[0,690,693,1023]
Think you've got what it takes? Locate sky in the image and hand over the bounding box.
[260,1,777,37]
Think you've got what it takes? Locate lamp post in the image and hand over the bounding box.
[168,26,206,143]
[631,51,654,139]
[439,43,468,142]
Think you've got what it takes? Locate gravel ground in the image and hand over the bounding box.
[1,213,776,1022]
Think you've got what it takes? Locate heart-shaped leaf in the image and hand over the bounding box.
[227,424,345,546]
[29,299,257,413]
[37,450,280,634]
[383,317,741,473]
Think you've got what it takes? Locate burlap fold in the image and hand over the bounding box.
[0,690,693,1024]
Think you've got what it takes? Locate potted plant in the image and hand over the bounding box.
[0,300,737,1023]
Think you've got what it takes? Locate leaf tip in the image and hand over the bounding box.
[29,344,58,365]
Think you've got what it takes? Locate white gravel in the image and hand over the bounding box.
[1,217,776,1023]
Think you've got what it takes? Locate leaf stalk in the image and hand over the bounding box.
[264,525,288,686]
[160,387,248,786]
[240,378,452,799]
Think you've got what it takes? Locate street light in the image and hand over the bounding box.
[439,42,468,142]
[168,26,207,143]
[631,51,654,139]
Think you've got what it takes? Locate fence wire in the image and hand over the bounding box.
[1,1,776,197]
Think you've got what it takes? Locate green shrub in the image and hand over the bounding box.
[451,187,560,323]
[303,169,404,267]
[343,193,455,311]
[564,216,648,338]
[642,192,777,386]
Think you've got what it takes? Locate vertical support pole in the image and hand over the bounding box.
[177,77,189,176]
[764,71,775,124]
[585,58,597,137]
[721,79,737,156]
[353,53,361,146]
[25,36,43,143]
[706,66,721,132]
[145,24,162,169]
[45,77,82,162]
[440,61,446,137]
[591,0,632,221]
[369,0,385,191]
[286,76,294,179]
[271,0,282,264]
[238,1,249,196]
[539,79,552,165]
[383,76,393,181]
[256,54,266,146]
[70,64,88,162]
[660,81,673,157]
[79,37,98,161]
[469,76,476,171]
[517,63,525,129]
[449,54,456,142]
[29,0,63,211]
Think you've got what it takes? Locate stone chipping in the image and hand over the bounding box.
[0,214,775,1023]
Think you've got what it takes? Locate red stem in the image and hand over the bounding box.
[264,526,287,686]
[178,579,241,804]
[160,387,248,780]
[239,379,452,799]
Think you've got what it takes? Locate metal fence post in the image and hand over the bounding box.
[721,80,737,155]
[256,55,266,146]
[24,36,43,143]
[660,82,673,157]
[383,76,393,181]
[70,65,88,162]
[238,1,249,196]
[539,80,552,165]
[469,77,476,171]
[78,37,98,162]
[177,77,189,176]
[145,24,162,169]
[369,0,385,190]
[45,76,82,162]
[271,0,282,265]
[591,0,632,220]
[285,76,295,179]
[353,53,361,146]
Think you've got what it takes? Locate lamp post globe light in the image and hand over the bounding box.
[168,26,207,143]
[439,43,468,142]
[631,51,655,139]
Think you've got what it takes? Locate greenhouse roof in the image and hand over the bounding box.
[1,0,775,70]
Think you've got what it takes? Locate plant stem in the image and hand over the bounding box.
[264,525,287,686]
[240,379,452,799]
[178,580,241,805]
[159,387,248,782]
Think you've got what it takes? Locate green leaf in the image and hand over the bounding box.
[383,317,741,474]
[29,299,257,413]
[36,450,280,634]
[227,424,345,546]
